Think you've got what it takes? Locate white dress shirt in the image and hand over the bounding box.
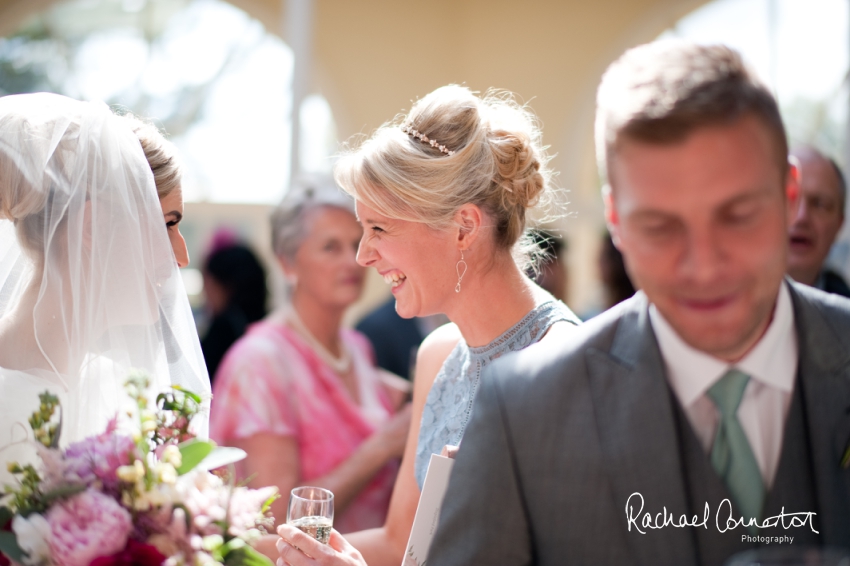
[648,283,798,488]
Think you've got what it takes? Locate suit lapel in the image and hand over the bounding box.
[790,284,850,545]
[586,293,697,566]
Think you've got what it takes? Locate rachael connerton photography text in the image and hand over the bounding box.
[625,492,818,534]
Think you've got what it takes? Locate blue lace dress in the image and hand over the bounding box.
[414,300,580,487]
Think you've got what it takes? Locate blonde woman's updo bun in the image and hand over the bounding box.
[334,85,552,261]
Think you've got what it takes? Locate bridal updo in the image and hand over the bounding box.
[0,110,83,261]
[0,109,180,263]
[334,85,553,263]
[120,113,182,199]
[0,111,76,224]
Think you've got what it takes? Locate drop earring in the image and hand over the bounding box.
[455,250,467,293]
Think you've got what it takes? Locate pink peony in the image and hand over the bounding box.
[176,472,227,537]
[64,428,137,492]
[46,489,133,566]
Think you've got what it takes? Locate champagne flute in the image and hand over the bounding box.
[287,486,334,544]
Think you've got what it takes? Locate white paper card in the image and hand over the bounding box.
[401,454,455,566]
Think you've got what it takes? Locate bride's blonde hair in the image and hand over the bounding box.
[334,85,553,265]
[119,113,182,199]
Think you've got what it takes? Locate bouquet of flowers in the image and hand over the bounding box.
[0,371,277,566]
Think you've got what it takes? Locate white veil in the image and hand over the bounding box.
[0,93,210,448]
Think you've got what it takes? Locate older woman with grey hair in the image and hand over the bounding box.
[210,177,411,534]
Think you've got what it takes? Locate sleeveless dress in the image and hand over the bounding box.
[414,300,580,487]
[210,321,399,533]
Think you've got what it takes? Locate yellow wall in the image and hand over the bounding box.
[252,0,710,312]
[0,0,711,313]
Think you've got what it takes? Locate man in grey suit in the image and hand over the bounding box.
[428,42,850,565]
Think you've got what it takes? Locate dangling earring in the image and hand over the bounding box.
[455,250,468,293]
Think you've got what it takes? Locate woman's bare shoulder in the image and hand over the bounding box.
[419,323,461,361]
[413,323,461,393]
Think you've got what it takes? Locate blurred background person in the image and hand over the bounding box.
[599,231,636,309]
[356,300,447,381]
[787,145,850,297]
[209,177,411,533]
[581,231,636,320]
[529,230,569,303]
[200,231,269,381]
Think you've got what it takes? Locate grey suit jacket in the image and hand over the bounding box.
[428,282,850,566]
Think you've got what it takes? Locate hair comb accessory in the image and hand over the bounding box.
[401,124,455,156]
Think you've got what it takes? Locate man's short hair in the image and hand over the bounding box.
[595,41,788,186]
[829,157,847,212]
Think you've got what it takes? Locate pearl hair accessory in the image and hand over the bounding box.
[401,124,455,156]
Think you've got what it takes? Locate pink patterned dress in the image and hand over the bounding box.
[209,320,399,533]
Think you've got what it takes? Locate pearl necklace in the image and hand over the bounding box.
[285,308,352,374]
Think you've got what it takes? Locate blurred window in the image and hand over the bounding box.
[0,0,337,204]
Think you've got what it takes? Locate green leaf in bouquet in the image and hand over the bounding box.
[0,507,12,529]
[156,393,180,412]
[28,391,62,448]
[42,484,86,505]
[0,531,27,564]
[223,543,274,566]
[171,385,203,405]
[176,439,216,475]
[49,414,62,449]
[260,492,279,515]
[195,447,247,473]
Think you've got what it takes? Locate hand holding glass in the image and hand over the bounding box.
[287,486,334,544]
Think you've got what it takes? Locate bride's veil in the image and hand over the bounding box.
[0,93,210,440]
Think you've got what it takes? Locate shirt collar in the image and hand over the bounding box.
[648,282,797,408]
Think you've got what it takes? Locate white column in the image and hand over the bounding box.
[846,0,850,176]
[768,0,779,94]
[285,0,314,187]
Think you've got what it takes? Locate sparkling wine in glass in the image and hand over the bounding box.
[287,486,334,544]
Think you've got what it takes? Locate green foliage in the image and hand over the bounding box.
[193,447,246,473]
[4,464,43,516]
[176,440,215,476]
[223,544,274,566]
[260,493,279,516]
[0,507,12,530]
[41,484,86,505]
[154,386,202,446]
[0,531,26,564]
[28,391,61,448]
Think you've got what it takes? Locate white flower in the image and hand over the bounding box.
[156,462,178,485]
[12,513,52,566]
[117,460,145,483]
[134,484,169,510]
[162,445,182,468]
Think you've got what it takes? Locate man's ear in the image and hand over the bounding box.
[602,184,622,249]
[454,204,484,250]
[785,157,801,228]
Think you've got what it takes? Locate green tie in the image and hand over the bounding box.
[707,369,766,527]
